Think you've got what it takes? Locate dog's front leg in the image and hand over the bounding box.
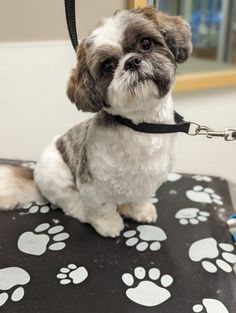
[85,202,124,238]
[118,200,157,223]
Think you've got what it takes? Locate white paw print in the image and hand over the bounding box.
[168,173,182,182]
[57,264,88,285]
[189,237,236,273]
[122,267,173,307]
[21,201,58,214]
[193,298,229,313]
[192,175,212,182]
[0,267,30,307]
[123,225,167,251]
[175,208,210,225]
[17,223,69,256]
[186,186,223,205]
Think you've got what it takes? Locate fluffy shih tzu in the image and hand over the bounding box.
[0,7,192,237]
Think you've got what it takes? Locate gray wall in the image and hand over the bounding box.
[0,0,127,42]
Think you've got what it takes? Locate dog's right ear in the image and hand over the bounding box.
[136,7,192,64]
[67,42,104,112]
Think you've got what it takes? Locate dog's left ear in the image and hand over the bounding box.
[138,7,193,63]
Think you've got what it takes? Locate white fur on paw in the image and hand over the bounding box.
[186,186,223,205]
[168,173,182,182]
[134,204,157,223]
[192,175,212,182]
[17,223,69,255]
[123,225,167,251]
[175,208,210,225]
[57,264,88,285]
[122,267,173,307]
[193,299,229,313]
[189,237,236,273]
[21,201,58,214]
[0,267,30,307]
[93,214,124,238]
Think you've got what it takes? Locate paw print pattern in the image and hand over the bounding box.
[168,173,182,182]
[192,175,212,182]
[21,201,58,214]
[17,223,69,256]
[189,237,236,273]
[186,186,223,205]
[122,267,173,307]
[193,298,229,313]
[57,264,88,285]
[123,225,167,251]
[0,267,30,307]
[175,208,210,225]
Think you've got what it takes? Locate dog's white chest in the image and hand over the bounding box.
[91,132,175,202]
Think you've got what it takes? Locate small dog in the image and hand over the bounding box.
[0,7,192,237]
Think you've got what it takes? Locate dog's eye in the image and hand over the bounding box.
[140,38,154,51]
[101,59,117,74]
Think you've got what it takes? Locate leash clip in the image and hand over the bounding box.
[189,123,236,141]
[224,128,236,141]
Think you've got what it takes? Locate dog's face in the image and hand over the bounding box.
[67,7,192,114]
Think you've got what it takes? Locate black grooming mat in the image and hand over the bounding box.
[0,160,235,313]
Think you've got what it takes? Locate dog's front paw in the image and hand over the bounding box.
[119,202,158,223]
[134,203,158,223]
[92,213,124,238]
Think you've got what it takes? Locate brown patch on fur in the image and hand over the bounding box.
[13,166,34,180]
[67,41,124,112]
[67,69,77,104]
[133,6,192,63]
[121,13,176,97]
[56,120,93,184]
[0,165,44,210]
[67,41,108,112]
[87,44,122,75]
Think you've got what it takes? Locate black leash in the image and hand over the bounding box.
[64,0,78,51]
[64,0,236,141]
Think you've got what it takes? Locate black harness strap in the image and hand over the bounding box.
[64,0,78,51]
[113,112,191,134]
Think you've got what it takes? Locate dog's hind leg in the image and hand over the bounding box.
[34,139,87,223]
[35,139,124,237]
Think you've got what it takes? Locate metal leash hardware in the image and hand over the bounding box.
[188,122,236,141]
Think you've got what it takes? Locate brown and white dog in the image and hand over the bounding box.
[0,7,192,237]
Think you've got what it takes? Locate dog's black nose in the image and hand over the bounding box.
[124,56,142,71]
